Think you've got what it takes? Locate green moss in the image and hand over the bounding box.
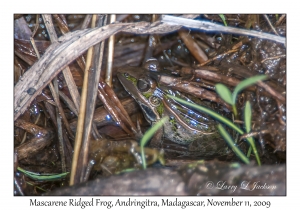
[124,74,137,85]
[169,117,178,133]
[142,92,152,99]
[157,102,164,117]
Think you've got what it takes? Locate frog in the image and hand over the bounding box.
[117,61,232,158]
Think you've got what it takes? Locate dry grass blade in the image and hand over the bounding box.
[195,69,242,87]
[68,97,139,131]
[198,49,239,66]
[102,79,141,137]
[14,15,202,120]
[43,15,80,134]
[48,83,74,139]
[81,15,92,29]
[31,15,40,38]
[161,15,285,44]
[58,91,78,116]
[143,14,159,63]
[42,15,70,172]
[14,23,131,120]
[79,15,107,182]
[70,14,97,186]
[263,14,279,36]
[49,81,67,172]
[105,15,116,87]
[53,14,86,72]
[53,14,69,34]
[97,80,137,136]
[257,81,285,103]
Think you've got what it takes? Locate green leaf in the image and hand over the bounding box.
[232,75,267,104]
[244,101,260,165]
[117,168,137,174]
[219,14,228,26]
[17,167,69,181]
[217,124,249,164]
[169,95,261,166]
[215,84,233,105]
[168,95,244,134]
[244,101,252,133]
[246,137,261,166]
[140,116,168,169]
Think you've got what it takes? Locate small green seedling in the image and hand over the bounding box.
[217,124,250,164]
[219,14,228,26]
[168,95,261,165]
[215,75,267,117]
[140,116,168,169]
[244,101,261,165]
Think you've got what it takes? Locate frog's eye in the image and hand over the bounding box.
[137,79,150,92]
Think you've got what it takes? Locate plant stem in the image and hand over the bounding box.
[232,104,238,118]
[217,124,249,164]
[140,117,168,169]
[247,137,261,166]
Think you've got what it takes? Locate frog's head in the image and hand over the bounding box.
[117,66,162,124]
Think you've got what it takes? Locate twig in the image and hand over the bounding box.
[31,15,40,38]
[53,80,66,173]
[261,54,286,63]
[276,100,286,126]
[53,14,86,72]
[257,81,285,104]
[15,119,53,160]
[42,15,75,139]
[97,81,135,135]
[263,15,279,36]
[42,14,82,115]
[105,15,116,87]
[41,14,78,180]
[81,15,92,29]
[143,15,160,63]
[58,91,78,116]
[31,17,69,174]
[48,82,74,139]
[79,15,107,182]
[53,14,69,34]
[161,15,286,44]
[158,75,232,110]
[51,14,96,139]
[179,29,208,64]
[275,14,286,27]
[21,37,41,144]
[14,16,200,120]
[239,130,270,141]
[197,49,238,66]
[102,80,141,137]
[69,97,138,131]
[70,14,97,186]
[194,69,247,88]
[116,14,130,22]
[44,101,57,128]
